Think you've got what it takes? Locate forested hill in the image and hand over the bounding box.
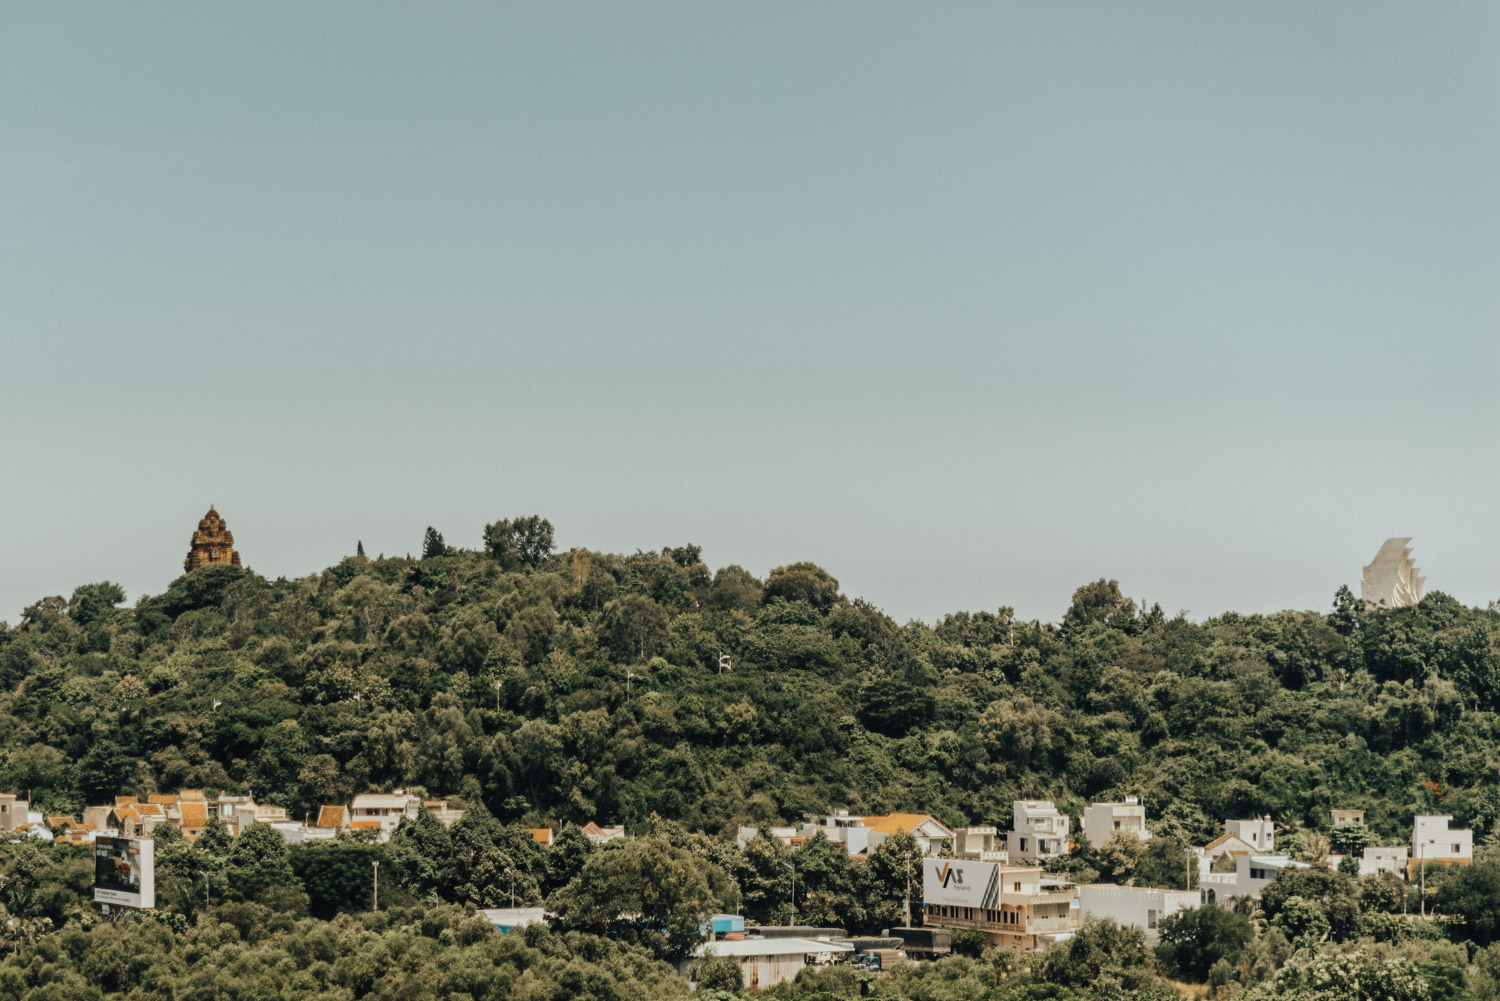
[4,519,1499,848]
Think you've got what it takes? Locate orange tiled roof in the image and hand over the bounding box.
[46,815,76,828]
[1204,833,1254,853]
[149,794,178,806]
[530,828,553,845]
[136,804,167,818]
[114,807,141,825]
[114,795,141,806]
[351,820,382,829]
[865,812,948,835]
[316,805,347,828]
[179,803,208,828]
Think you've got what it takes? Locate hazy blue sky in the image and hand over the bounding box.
[4,4,1497,625]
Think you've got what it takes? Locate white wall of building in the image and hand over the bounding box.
[1077,884,1198,943]
[1412,816,1472,862]
[1223,819,1274,852]
[1083,800,1150,847]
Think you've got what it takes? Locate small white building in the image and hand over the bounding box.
[737,826,799,851]
[1201,854,1308,902]
[1411,816,1472,865]
[0,794,31,834]
[581,821,626,846]
[1007,801,1071,863]
[1077,884,1198,943]
[685,937,854,990]
[479,907,547,933]
[954,826,1005,860]
[1083,798,1151,847]
[350,792,421,837]
[1360,846,1409,879]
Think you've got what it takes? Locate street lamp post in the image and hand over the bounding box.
[372,860,380,912]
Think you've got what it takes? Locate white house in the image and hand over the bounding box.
[1360,846,1409,879]
[785,810,873,856]
[1083,798,1151,847]
[1223,818,1274,852]
[1077,884,1198,944]
[954,826,1004,861]
[737,826,799,850]
[1411,816,1472,865]
[685,938,854,990]
[1007,801,1071,863]
[1201,854,1308,902]
[864,814,955,857]
[350,792,421,837]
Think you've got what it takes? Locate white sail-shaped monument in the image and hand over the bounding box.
[1361,538,1425,610]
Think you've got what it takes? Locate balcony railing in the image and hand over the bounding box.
[932,913,1078,936]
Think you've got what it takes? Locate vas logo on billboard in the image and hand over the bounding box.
[936,862,965,888]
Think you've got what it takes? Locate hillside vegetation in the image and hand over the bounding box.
[5,520,1498,844]
[6,520,1500,1001]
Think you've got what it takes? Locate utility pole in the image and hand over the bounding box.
[372,861,380,912]
[904,854,913,927]
[1418,843,1425,918]
[788,858,795,916]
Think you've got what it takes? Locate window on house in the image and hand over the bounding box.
[1453,844,1461,854]
[1019,838,1027,852]
[1147,909,1158,929]
[1013,882,1021,892]
[1114,821,1120,829]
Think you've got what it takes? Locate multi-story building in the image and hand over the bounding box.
[1082,798,1150,847]
[922,858,1078,952]
[350,792,422,835]
[1330,809,1366,827]
[1007,801,1071,863]
[0,794,29,833]
[1411,815,1472,866]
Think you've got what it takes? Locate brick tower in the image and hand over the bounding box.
[184,506,242,573]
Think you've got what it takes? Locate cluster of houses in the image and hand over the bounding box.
[1,789,466,846]
[4,787,1479,990]
[735,797,1475,972]
[0,788,633,852]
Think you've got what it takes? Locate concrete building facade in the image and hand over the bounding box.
[922,857,1078,952]
[1083,798,1150,847]
[1077,884,1199,944]
[1007,801,1071,863]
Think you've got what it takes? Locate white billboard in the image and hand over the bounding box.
[923,858,1000,910]
[94,836,155,909]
